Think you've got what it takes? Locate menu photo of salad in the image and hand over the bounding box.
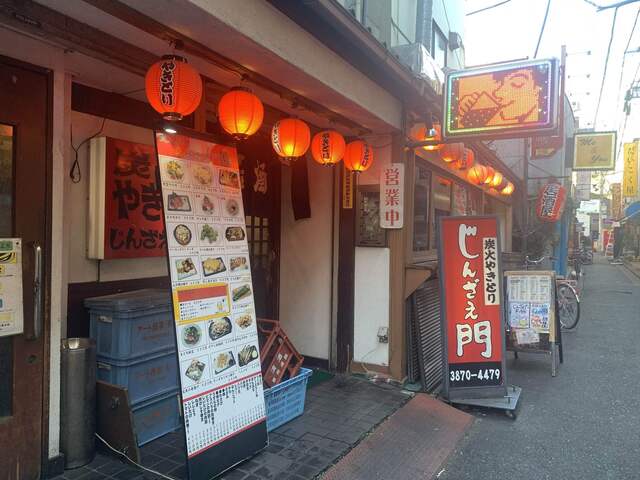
[161,157,188,184]
[198,223,222,247]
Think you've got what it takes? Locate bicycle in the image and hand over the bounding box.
[524,256,580,330]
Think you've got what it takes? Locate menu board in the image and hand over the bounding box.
[505,271,556,349]
[0,239,23,337]
[155,132,267,480]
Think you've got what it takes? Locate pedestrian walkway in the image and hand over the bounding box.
[439,255,640,480]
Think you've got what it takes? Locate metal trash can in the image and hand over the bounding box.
[61,338,96,469]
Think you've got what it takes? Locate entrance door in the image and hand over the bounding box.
[0,56,50,479]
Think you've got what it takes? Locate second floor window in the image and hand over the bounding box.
[391,0,417,47]
[432,23,447,68]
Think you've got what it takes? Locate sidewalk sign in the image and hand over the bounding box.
[504,271,561,376]
[438,216,520,414]
[155,131,267,480]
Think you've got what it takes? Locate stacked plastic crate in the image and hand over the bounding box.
[85,289,180,445]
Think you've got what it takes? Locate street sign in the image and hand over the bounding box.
[438,216,507,400]
[623,142,638,197]
[573,131,617,171]
[443,58,559,141]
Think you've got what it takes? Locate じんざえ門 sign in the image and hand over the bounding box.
[438,217,506,398]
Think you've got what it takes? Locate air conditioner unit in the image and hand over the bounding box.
[449,32,463,51]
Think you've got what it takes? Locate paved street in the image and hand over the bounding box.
[439,256,640,480]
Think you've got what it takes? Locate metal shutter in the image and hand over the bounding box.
[411,279,443,392]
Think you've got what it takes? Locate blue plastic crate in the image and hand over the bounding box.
[97,350,179,405]
[263,368,312,432]
[85,289,176,361]
[132,389,181,446]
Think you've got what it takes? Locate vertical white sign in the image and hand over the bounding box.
[380,163,404,229]
[155,132,266,462]
[0,238,23,337]
[482,237,500,306]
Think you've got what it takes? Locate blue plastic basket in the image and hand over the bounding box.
[132,389,181,446]
[263,368,312,432]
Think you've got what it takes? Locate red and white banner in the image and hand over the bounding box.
[536,183,567,222]
[380,163,404,229]
[439,217,505,391]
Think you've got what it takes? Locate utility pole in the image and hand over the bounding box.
[523,138,529,255]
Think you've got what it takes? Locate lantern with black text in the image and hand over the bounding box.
[455,148,475,170]
[272,118,311,160]
[536,183,567,222]
[344,140,374,172]
[501,182,515,195]
[311,130,346,166]
[145,55,202,121]
[441,142,465,163]
[467,164,488,185]
[218,87,264,140]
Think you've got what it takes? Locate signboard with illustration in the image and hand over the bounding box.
[573,131,616,171]
[155,131,267,480]
[438,216,506,399]
[443,58,559,140]
[88,137,165,259]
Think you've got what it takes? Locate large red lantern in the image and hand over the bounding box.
[272,118,311,160]
[489,170,504,188]
[344,140,374,172]
[536,183,567,222]
[483,166,496,185]
[311,130,346,166]
[441,143,465,163]
[455,148,475,170]
[467,164,488,185]
[218,87,264,140]
[501,182,515,195]
[145,55,202,121]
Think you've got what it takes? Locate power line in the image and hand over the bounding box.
[440,0,463,67]
[615,8,640,125]
[593,7,619,127]
[466,0,513,16]
[534,0,552,58]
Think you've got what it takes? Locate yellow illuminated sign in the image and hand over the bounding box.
[573,132,616,171]
[444,59,558,140]
[623,142,638,197]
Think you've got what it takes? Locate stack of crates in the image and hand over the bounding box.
[84,289,181,446]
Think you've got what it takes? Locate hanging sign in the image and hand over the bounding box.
[0,239,23,337]
[531,135,563,159]
[573,131,616,171]
[380,163,404,228]
[611,183,622,219]
[342,166,354,209]
[623,142,638,197]
[438,216,506,399]
[155,132,267,480]
[443,58,559,140]
[535,183,567,222]
[88,137,165,259]
[575,170,591,202]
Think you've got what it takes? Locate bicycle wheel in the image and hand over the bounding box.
[557,282,580,329]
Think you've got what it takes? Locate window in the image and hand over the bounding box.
[336,0,363,21]
[391,0,418,47]
[412,161,431,256]
[432,23,447,69]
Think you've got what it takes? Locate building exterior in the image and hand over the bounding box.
[0,1,518,477]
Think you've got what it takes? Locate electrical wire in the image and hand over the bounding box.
[95,433,177,480]
[466,0,513,16]
[70,117,107,183]
[534,0,552,58]
[593,7,619,127]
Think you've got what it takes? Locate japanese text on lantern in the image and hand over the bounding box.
[380,163,404,229]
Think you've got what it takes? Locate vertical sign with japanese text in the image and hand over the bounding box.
[623,142,638,197]
[380,163,404,229]
[438,216,506,398]
[611,183,622,219]
[342,167,353,209]
[155,132,267,480]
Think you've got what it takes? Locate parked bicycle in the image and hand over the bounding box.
[524,256,580,329]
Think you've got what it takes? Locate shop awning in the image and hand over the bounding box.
[620,201,640,224]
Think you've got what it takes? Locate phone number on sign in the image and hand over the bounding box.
[449,367,502,387]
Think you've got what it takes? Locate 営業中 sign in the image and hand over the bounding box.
[88,137,166,259]
[573,131,616,171]
[443,58,559,140]
[438,216,506,399]
[155,132,267,480]
[623,142,638,197]
[380,163,404,228]
[0,239,23,337]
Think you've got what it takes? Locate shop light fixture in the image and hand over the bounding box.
[218,87,264,140]
[344,140,374,172]
[145,55,203,121]
[163,124,178,134]
[272,117,311,161]
[311,130,346,166]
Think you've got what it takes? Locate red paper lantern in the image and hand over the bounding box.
[145,55,203,121]
[311,130,346,165]
[501,182,515,195]
[344,140,374,172]
[536,183,567,222]
[489,170,504,188]
[483,166,496,185]
[272,118,311,159]
[441,143,465,163]
[467,165,488,185]
[218,87,264,140]
[455,148,475,170]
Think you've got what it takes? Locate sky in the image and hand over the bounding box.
[463,0,640,184]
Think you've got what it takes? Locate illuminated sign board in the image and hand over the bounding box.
[573,131,616,171]
[443,59,559,140]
